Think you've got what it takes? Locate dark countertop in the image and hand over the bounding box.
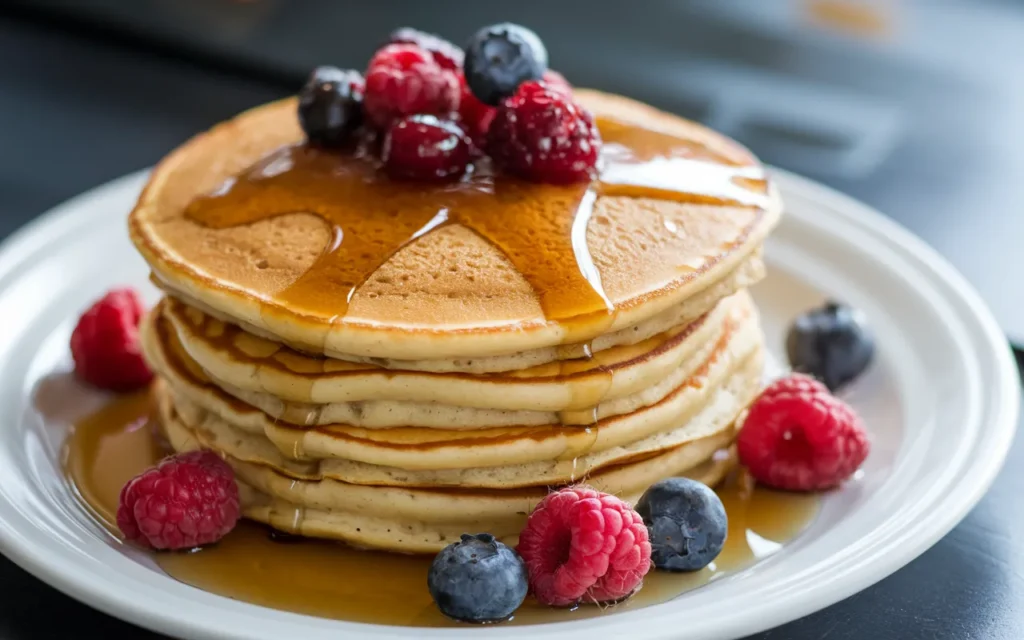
[1,15,1022,640]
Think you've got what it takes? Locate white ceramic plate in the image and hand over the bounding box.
[0,169,1016,640]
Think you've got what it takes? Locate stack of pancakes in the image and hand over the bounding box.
[130,90,781,553]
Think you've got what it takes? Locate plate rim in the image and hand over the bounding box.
[0,167,1016,640]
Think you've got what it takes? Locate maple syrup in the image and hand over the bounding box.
[64,393,818,627]
[184,117,769,346]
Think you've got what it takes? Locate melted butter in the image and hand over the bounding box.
[65,395,817,628]
[184,117,768,345]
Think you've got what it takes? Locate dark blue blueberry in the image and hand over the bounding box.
[427,533,528,623]
[636,478,727,572]
[786,301,874,391]
[463,23,548,106]
[297,66,364,147]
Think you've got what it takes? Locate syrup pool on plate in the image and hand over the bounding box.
[64,391,819,627]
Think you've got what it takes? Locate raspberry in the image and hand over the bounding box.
[542,70,573,95]
[517,487,651,607]
[388,27,464,71]
[117,450,240,550]
[463,74,567,143]
[363,43,460,130]
[458,75,497,146]
[383,115,473,180]
[70,288,152,392]
[738,374,870,491]
[487,81,601,183]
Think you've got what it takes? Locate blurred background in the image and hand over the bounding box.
[1,0,1022,345]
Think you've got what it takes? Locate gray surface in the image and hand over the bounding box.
[0,11,1022,640]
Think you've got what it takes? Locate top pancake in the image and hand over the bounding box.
[130,89,781,360]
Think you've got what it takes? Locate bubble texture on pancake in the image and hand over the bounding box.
[130,90,781,360]
[130,88,781,553]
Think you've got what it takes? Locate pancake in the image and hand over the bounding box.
[143,292,755,430]
[155,308,761,472]
[143,292,759,444]
[130,85,783,554]
[130,90,781,361]
[163,288,750,411]
[158,254,763,372]
[158,387,739,553]
[160,347,760,488]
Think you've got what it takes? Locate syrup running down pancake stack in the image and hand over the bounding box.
[129,89,782,553]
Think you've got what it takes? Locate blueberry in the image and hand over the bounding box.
[786,301,874,391]
[636,478,727,572]
[427,533,528,623]
[297,66,364,146]
[463,23,548,106]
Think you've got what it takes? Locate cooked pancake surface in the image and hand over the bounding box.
[142,292,757,431]
[158,384,741,553]
[149,308,760,471]
[163,289,753,410]
[131,90,781,359]
[161,348,761,487]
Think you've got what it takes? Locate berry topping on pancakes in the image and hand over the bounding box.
[488,80,601,183]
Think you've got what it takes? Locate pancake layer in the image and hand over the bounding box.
[158,382,743,553]
[161,289,753,411]
[131,90,780,360]
[144,297,761,472]
[130,88,781,553]
[145,292,765,551]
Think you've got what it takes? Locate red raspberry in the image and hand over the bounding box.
[458,75,497,146]
[738,374,870,491]
[487,80,601,183]
[363,43,460,129]
[388,27,464,71]
[383,115,473,180]
[70,288,152,392]
[542,70,573,95]
[517,487,651,607]
[459,73,570,146]
[117,450,240,550]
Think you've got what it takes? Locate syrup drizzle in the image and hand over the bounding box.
[62,393,819,628]
[185,117,768,340]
